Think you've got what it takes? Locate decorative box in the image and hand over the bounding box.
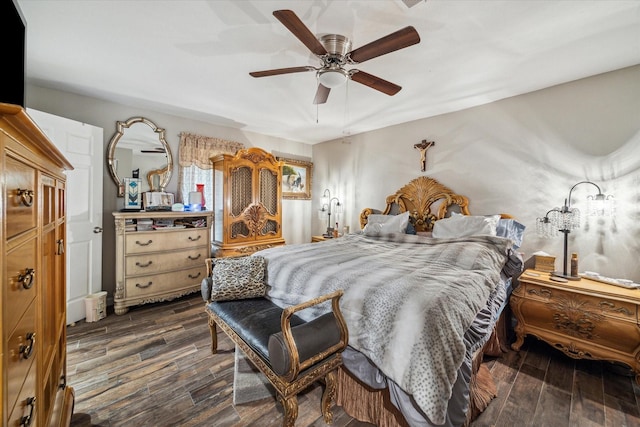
[534,255,556,272]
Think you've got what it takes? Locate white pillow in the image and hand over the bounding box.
[432,214,500,238]
[363,211,410,236]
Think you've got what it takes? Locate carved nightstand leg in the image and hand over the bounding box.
[511,333,525,351]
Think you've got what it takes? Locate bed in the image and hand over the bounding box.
[256,176,524,427]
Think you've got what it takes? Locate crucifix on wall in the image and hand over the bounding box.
[414,140,435,172]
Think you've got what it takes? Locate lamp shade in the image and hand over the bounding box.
[588,194,615,216]
[317,69,348,88]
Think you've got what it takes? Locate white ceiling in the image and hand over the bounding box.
[17,0,640,144]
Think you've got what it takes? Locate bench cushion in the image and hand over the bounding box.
[207,298,305,364]
[268,312,343,376]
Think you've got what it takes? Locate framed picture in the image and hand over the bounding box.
[279,157,312,200]
[123,177,142,210]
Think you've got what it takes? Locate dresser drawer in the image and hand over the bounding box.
[517,294,640,355]
[5,155,37,239]
[7,357,37,427]
[124,266,206,298]
[6,300,37,413]
[125,246,209,276]
[125,228,209,254]
[5,238,38,337]
[523,282,637,322]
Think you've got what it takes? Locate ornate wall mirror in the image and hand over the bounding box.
[107,117,173,197]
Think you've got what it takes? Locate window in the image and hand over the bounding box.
[177,132,244,208]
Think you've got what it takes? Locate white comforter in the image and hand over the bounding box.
[258,233,512,424]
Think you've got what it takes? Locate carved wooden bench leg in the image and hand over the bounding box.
[208,316,218,354]
[279,395,298,427]
[321,369,338,424]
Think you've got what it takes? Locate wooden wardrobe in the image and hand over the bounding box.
[211,147,285,257]
[1,103,74,426]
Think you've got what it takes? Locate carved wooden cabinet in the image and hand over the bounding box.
[511,269,640,383]
[1,104,74,426]
[211,147,285,258]
[112,211,213,314]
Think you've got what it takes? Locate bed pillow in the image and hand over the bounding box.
[363,211,410,236]
[496,218,526,249]
[405,221,417,235]
[432,214,500,238]
[208,255,267,301]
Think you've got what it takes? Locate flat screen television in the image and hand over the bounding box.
[2,0,27,107]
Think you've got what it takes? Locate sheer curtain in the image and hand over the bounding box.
[177,132,244,208]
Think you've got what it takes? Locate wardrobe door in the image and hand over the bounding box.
[258,167,280,237]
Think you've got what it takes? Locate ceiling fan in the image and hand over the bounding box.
[249,10,421,104]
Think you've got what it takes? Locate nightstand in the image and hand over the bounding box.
[511,269,640,384]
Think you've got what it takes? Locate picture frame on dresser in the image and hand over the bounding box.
[123,177,142,210]
[279,157,312,200]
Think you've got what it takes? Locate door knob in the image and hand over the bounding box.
[93,227,103,233]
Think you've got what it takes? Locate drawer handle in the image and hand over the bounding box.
[57,239,65,255]
[17,188,35,207]
[20,396,36,427]
[19,332,36,360]
[527,288,552,298]
[136,239,153,246]
[188,235,202,242]
[18,268,36,289]
[189,272,202,279]
[599,301,633,316]
[135,261,153,268]
[188,254,202,261]
[136,282,153,289]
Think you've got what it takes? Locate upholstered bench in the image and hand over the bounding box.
[202,256,348,427]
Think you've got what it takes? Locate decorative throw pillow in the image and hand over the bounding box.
[209,255,266,301]
[363,211,410,236]
[432,214,500,238]
[496,218,526,249]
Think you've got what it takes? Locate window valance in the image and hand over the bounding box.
[178,132,245,169]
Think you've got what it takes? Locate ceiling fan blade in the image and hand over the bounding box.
[348,26,420,64]
[313,84,330,104]
[250,66,314,78]
[350,70,401,96]
[273,10,327,56]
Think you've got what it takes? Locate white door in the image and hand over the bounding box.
[28,108,104,324]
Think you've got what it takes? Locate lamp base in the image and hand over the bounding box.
[551,271,581,281]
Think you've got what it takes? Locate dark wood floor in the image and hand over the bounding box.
[67,293,640,427]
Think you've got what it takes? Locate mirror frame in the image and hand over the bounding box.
[107,117,173,197]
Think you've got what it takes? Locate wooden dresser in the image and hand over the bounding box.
[211,147,285,257]
[511,269,640,382]
[112,211,213,314]
[1,104,74,426]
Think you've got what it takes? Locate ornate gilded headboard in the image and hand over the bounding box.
[359,176,470,232]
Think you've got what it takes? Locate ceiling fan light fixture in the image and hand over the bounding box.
[317,68,348,88]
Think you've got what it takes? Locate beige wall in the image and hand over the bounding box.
[25,86,313,299]
[312,65,640,282]
[26,64,640,298]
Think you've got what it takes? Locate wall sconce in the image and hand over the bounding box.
[536,180,614,280]
[318,189,343,238]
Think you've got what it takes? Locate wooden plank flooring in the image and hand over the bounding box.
[67,294,640,427]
